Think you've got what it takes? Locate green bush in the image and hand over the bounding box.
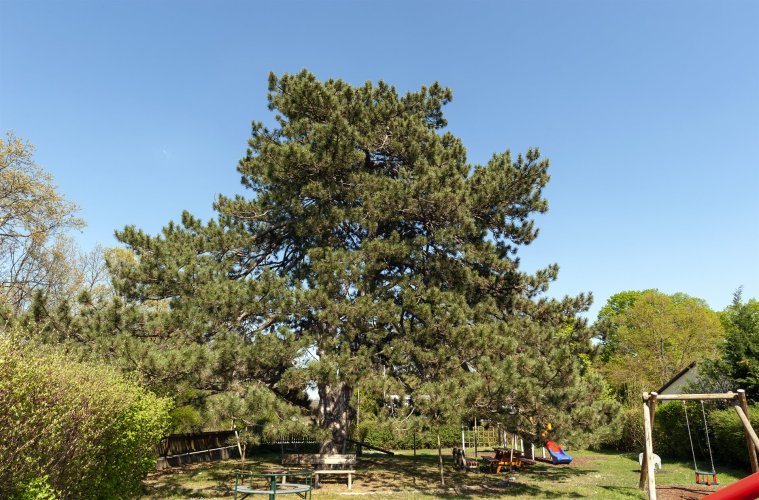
[0,337,171,499]
[169,405,204,433]
[602,401,759,470]
[598,405,645,452]
[651,401,699,460]
[600,402,720,456]
[708,404,759,467]
[11,476,57,500]
[652,401,759,469]
[362,422,462,450]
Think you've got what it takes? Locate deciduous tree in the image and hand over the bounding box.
[0,132,84,311]
[596,290,724,403]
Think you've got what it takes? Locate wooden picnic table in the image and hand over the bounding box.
[482,447,522,473]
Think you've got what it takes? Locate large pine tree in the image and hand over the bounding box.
[108,71,614,451]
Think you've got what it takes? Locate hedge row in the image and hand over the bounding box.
[0,337,171,499]
[362,422,463,450]
[602,401,759,470]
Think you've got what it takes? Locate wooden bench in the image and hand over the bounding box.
[282,454,356,489]
[452,447,480,472]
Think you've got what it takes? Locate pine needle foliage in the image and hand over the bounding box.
[101,71,614,450]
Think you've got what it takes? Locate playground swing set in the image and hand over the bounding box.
[639,389,759,500]
[682,399,718,486]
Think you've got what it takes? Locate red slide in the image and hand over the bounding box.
[704,471,759,500]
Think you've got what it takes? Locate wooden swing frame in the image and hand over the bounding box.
[639,389,759,500]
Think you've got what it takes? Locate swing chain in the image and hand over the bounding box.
[701,400,716,476]
[684,399,718,483]
[683,401,699,472]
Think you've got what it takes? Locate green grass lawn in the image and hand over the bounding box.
[142,448,749,499]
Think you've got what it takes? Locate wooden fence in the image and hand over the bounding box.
[462,428,502,449]
[155,429,319,469]
[157,430,237,457]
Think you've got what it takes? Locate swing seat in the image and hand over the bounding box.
[683,400,719,487]
[695,470,718,486]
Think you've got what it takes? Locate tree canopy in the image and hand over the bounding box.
[58,71,616,450]
[0,132,85,312]
[596,289,724,403]
[706,289,759,399]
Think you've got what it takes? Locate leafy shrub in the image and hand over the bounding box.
[169,405,204,433]
[650,401,700,460]
[361,421,462,450]
[653,401,759,469]
[0,337,171,498]
[602,400,759,470]
[11,476,57,500]
[597,405,645,451]
[708,404,759,467]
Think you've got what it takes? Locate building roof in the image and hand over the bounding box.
[656,361,699,395]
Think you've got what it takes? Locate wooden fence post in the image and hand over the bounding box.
[640,393,657,499]
[461,424,466,453]
[738,390,759,473]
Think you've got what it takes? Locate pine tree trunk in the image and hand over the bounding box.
[318,382,354,454]
[437,429,445,486]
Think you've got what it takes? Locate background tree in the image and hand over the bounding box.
[0,131,84,312]
[596,289,724,403]
[698,288,759,400]
[594,289,650,362]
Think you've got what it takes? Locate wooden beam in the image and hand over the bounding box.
[643,392,737,402]
[639,392,658,490]
[642,400,657,499]
[738,390,759,473]
[734,405,759,451]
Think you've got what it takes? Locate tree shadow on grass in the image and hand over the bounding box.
[355,452,593,498]
[145,455,282,498]
[520,466,595,481]
[427,482,547,498]
[145,482,228,499]
[145,451,603,498]
[591,450,640,461]
[600,485,645,498]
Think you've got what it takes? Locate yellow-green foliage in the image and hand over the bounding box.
[0,337,171,499]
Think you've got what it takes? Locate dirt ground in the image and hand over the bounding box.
[656,484,721,500]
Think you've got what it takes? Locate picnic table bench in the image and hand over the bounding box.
[452,447,480,472]
[282,453,356,489]
[482,447,522,473]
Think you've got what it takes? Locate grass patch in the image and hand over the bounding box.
[142,448,748,499]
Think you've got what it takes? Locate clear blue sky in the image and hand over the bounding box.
[1,0,757,319]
